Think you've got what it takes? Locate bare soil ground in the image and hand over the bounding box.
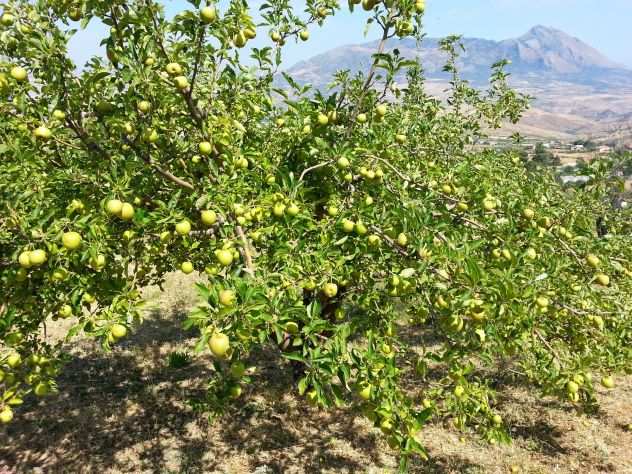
[1,273,631,474]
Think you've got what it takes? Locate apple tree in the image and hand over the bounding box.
[1,0,631,466]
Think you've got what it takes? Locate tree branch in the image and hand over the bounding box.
[236,225,255,276]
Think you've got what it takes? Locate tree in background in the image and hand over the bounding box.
[1,0,631,468]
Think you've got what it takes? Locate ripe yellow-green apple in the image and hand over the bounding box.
[174,76,189,90]
[286,203,299,217]
[273,202,286,217]
[58,304,73,318]
[18,251,31,268]
[397,232,408,246]
[181,261,194,274]
[215,249,234,266]
[200,6,217,23]
[201,210,217,226]
[375,104,388,116]
[165,62,182,75]
[89,254,106,269]
[34,382,51,397]
[0,406,13,424]
[234,31,247,47]
[483,197,497,210]
[595,273,610,286]
[380,418,393,434]
[199,141,212,155]
[7,353,21,368]
[244,28,256,39]
[337,156,350,169]
[525,248,537,260]
[395,134,406,144]
[218,289,236,307]
[322,283,338,298]
[209,332,230,357]
[122,230,134,240]
[95,100,114,115]
[567,381,579,394]
[535,296,549,308]
[10,66,28,82]
[355,221,368,236]
[52,109,66,120]
[317,113,329,125]
[586,254,600,269]
[33,126,52,139]
[285,321,299,334]
[327,205,339,216]
[492,414,502,426]
[144,56,155,66]
[357,113,367,123]
[334,308,345,321]
[341,219,355,233]
[601,376,615,389]
[111,323,128,339]
[1,12,15,25]
[137,100,151,113]
[358,385,372,400]
[175,220,191,235]
[415,0,425,13]
[453,385,465,398]
[299,30,309,41]
[522,208,535,219]
[120,202,135,220]
[368,234,380,247]
[270,31,282,42]
[68,8,82,21]
[105,199,123,216]
[61,231,82,250]
[441,184,452,194]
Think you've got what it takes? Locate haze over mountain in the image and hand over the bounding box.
[286,26,632,143]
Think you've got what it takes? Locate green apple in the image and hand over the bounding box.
[299,30,309,41]
[341,219,355,233]
[230,361,246,378]
[105,199,123,216]
[215,249,234,266]
[522,208,535,219]
[337,157,350,169]
[111,323,128,339]
[209,332,230,357]
[18,251,31,268]
[0,406,13,424]
[34,382,51,397]
[33,126,52,139]
[199,141,212,155]
[595,273,610,286]
[397,232,408,246]
[175,220,191,235]
[58,304,73,318]
[201,210,217,226]
[181,261,194,274]
[137,100,151,113]
[375,104,387,116]
[218,289,236,307]
[322,283,338,298]
[61,231,82,250]
[174,76,189,90]
[200,6,217,23]
[273,202,286,217]
[165,62,182,75]
[357,113,367,123]
[10,66,27,82]
[586,254,600,269]
[368,234,380,247]
[234,31,247,48]
[229,384,242,398]
[600,376,615,389]
[244,28,257,39]
[358,385,372,400]
[285,203,299,217]
[7,353,21,368]
[1,13,15,26]
[52,109,66,120]
[120,202,135,220]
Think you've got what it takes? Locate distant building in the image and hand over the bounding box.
[571,144,584,151]
[598,145,612,154]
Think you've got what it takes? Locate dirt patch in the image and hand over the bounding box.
[1,274,631,473]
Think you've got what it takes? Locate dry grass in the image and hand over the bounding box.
[1,273,631,474]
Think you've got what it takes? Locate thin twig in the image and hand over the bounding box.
[299,160,333,181]
[236,226,255,276]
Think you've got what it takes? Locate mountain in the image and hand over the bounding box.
[286,26,632,143]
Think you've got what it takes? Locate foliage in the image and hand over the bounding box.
[1,0,631,466]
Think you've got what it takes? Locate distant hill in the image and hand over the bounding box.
[285,26,632,144]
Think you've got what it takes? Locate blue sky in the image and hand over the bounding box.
[69,0,632,68]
